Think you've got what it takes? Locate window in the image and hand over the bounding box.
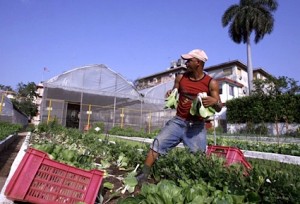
[219,88,223,94]
[237,68,242,80]
[223,68,232,76]
[237,68,242,76]
[255,73,261,79]
[219,83,223,94]
[229,85,234,96]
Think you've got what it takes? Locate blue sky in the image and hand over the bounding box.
[1,0,299,89]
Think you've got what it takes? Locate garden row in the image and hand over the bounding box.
[1,121,300,203]
[30,122,300,203]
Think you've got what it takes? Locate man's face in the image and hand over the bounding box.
[185,58,200,72]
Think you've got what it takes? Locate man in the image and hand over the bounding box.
[136,49,222,183]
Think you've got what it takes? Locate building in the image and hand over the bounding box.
[34,64,168,132]
[32,83,44,125]
[135,59,272,104]
[134,59,273,131]
[135,58,186,90]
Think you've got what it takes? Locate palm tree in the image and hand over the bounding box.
[222,0,278,94]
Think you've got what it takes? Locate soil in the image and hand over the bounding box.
[0,132,155,204]
[100,165,156,203]
[0,132,26,192]
[101,167,139,204]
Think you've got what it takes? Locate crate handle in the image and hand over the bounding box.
[213,148,226,153]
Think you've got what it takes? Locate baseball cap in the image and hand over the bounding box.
[181,49,208,62]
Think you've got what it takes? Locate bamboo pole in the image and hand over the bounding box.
[47,99,52,124]
[87,104,92,129]
[148,112,152,134]
[120,108,124,128]
[0,93,5,114]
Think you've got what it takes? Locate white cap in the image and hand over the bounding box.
[181,49,208,62]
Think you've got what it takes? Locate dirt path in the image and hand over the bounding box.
[0,132,27,192]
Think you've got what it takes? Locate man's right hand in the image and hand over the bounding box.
[165,90,172,98]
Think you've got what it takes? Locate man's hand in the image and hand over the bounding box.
[201,96,218,108]
[165,90,172,98]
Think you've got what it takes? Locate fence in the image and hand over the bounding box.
[40,98,175,133]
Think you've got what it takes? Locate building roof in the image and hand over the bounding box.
[135,66,186,81]
[253,67,273,78]
[44,64,142,100]
[205,60,247,72]
[216,78,244,88]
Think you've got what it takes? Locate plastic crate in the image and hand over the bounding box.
[206,145,252,169]
[5,147,104,204]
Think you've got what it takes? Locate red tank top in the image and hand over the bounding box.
[176,73,212,120]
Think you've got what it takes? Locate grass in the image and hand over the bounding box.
[99,134,152,147]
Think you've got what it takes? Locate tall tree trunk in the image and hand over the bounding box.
[246,36,253,95]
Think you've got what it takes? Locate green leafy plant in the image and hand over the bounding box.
[0,121,22,141]
[29,123,300,203]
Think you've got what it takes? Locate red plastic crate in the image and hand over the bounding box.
[206,145,252,169]
[5,147,104,204]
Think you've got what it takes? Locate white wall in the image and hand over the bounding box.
[227,123,300,136]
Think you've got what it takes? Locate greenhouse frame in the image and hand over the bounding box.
[40,64,175,132]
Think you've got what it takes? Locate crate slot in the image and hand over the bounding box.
[5,148,104,204]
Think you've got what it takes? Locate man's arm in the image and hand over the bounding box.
[202,79,222,112]
[165,74,183,97]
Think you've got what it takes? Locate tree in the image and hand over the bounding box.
[252,76,300,136]
[253,76,300,96]
[222,0,278,94]
[12,82,38,119]
[0,84,14,92]
[16,82,37,100]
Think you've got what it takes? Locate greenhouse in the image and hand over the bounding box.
[40,64,174,132]
[0,90,28,127]
[140,80,173,105]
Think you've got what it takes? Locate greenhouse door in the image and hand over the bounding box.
[66,103,80,129]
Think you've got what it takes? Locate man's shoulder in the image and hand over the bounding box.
[176,73,185,81]
[204,73,213,79]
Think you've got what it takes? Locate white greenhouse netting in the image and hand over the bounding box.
[41,64,173,132]
[0,91,13,118]
[140,80,174,105]
[0,91,28,127]
[45,64,141,99]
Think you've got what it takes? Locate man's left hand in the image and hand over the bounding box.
[201,96,218,108]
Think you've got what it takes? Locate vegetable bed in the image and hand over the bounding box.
[0,122,22,141]
[28,122,300,203]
